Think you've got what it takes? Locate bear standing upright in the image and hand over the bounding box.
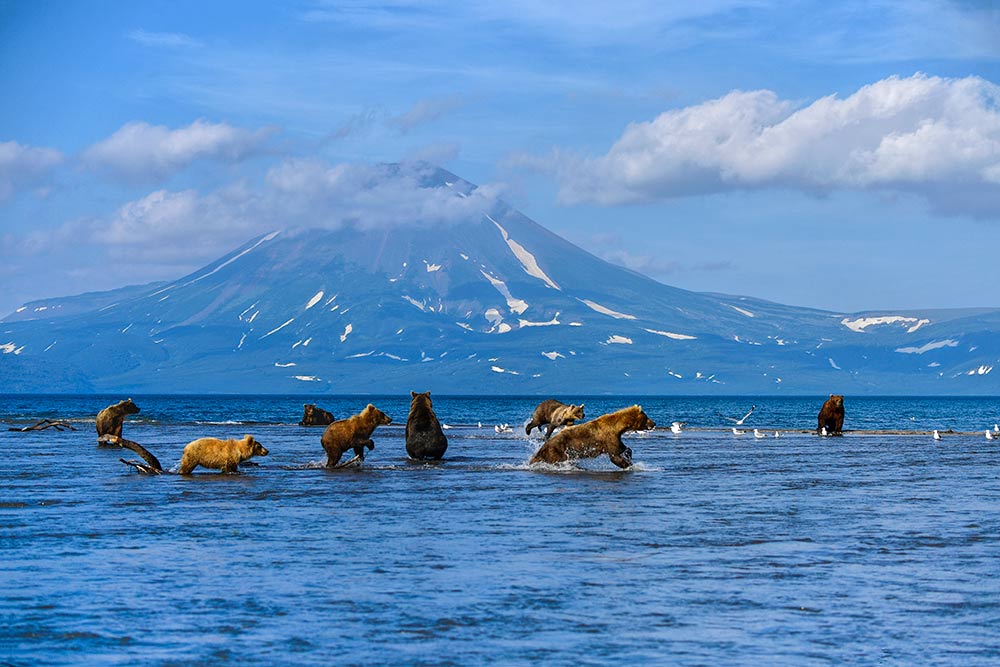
[525,399,585,440]
[817,395,845,435]
[178,434,268,474]
[530,405,655,469]
[300,404,335,426]
[405,391,448,460]
[320,404,392,467]
[96,398,140,440]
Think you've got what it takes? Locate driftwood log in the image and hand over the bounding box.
[8,419,77,432]
[99,434,164,473]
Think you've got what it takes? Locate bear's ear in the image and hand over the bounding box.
[830,394,835,399]
[244,434,252,442]
[411,391,417,398]
[579,403,584,408]
[366,403,375,411]
[304,403,309,408]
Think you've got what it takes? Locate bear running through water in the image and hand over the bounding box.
[525,399,585,440]
[405,391,448,460]
[530,405,655,469]
[320,404,392,468]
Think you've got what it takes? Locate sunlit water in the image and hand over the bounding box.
[2,395,999,665]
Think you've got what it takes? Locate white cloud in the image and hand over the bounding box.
[548,73,1000,216]
[390,96,465,132]
[0,140,63,202]
[80,160,502,265]
[82,119,276,182]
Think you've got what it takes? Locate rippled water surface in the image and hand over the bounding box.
[2,395,999,665]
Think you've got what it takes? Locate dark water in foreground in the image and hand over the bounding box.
[1,395,999,665]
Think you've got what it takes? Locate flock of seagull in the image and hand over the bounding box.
[481,404,998,441]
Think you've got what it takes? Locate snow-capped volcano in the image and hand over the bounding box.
[2,167,998,394]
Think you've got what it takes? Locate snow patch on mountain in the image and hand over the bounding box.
[966,365,993,376]
[305,291,324,309]
[644,328,696,340]
[424,261,442,272]
[842,315,929,333]
[727,304,755,318]
[829,358,841,370]
[185,230,279,287]
[261,318,294,339]
[519,313,560,327]
[486,214,560,290]
[293,375,322,382]
[480,270,528,314]
[606,335,633,345]
[541,351,565,360]
[896,339,959,354]
[340,324,353,343]
[403,295,428,312]
[579,299,636,320]
[275,362,296,367]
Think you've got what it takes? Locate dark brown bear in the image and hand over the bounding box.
[320,404,392,467]
[525,399,585,439]
[95,398,140,440]
[300,403,335,426]
[817,394,845,435]
[530,405,655,469]
[405,391,448,460]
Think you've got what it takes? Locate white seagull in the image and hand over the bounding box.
[670,421,683,434]
[495,423,511,434]
[732,427,746,436]
[820,426,829,437]
[773,431,781,438]
[932,430,941,441]
[753,429,767,439]
[994,424,999,434]
[478,421,482,429]
[987,430,995,441]
[721,405,756,426]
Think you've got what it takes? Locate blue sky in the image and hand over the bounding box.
[1,0,999,316]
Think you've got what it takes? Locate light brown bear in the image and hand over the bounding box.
[178,434,269,474]
[320,404,392,467]
[525,399,585,440]
[300,404,335,426]
[817,394,845,435]
[96,398,140,440]
[530,405,655,469]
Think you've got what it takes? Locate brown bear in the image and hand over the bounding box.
[300,403,335,426]
[525,399,585,439]
[320,404,392,467]
[178,434,269,474]
[96,398,140,440]
[405,391,448,460]
[817,394,845,435]
[529,405,655,469]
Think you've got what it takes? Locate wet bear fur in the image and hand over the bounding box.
[817,395,845,435]
[320,404,392,467]
[178,434,269,474]
[95,398,140,439]
[300,403,335,426]
[525,399,586,439]
[405,391,448,460]
[530,405,656,469]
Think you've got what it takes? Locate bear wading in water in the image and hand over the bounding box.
[405,391,448,460]
[96,398,140,440]
[300,404,335,426]
[530,405,655,469]
[178,434,269,474]
[525,399,585,440]
[817,395,845,435]
[320,404,392,467]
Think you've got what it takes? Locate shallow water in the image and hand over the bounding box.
[2,396,999,665]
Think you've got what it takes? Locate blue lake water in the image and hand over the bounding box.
[2,395,999,665]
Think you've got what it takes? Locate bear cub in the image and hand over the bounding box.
[525,399,585,440]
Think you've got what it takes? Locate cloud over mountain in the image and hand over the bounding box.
[546,74,1000,216]
[82,119,276,182]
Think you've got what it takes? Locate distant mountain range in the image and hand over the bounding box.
[2,166,998,394]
